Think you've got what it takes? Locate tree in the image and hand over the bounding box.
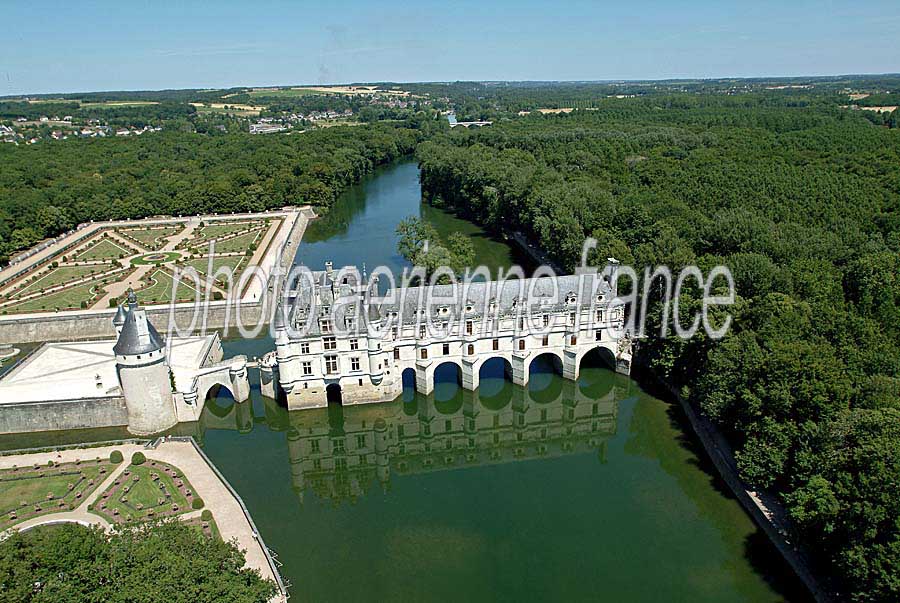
[0,521,277,603]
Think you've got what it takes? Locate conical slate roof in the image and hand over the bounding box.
[112,304,127,326]
[113,291,165,356]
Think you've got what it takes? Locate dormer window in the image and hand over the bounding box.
[439,306,449,316]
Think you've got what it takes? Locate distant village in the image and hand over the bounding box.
[0,115,162,145]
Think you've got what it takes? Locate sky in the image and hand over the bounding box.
[1,0,899,95]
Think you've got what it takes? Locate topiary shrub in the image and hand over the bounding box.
[191,497,205,510]
[200,509,213,521]
[131,451,146,466]
[110,450,123,464]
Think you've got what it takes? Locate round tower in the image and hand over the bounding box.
[114,290,177,435]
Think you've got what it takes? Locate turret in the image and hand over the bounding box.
[112,304,127,336]
[114,290,176,435]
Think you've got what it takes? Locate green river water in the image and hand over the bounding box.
[1,161,806,602]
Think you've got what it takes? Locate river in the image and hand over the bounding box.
[1,161,806,602]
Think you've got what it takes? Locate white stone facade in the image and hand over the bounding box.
[275,264,633,410]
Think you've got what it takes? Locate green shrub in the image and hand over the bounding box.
[110,450,123,464]
[131,451,146,465]
[191,497,205,510]
[200,509,212,521]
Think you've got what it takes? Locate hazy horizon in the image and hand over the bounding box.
[2,0,898,96]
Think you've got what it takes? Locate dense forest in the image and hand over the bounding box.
[0,122,425,263]
[416,96,900,601]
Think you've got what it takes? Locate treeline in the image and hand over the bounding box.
[417,100,900,600]
[405,75,900,121]
[0,122,422,263]
[0,100,197,126]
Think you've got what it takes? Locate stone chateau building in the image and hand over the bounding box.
[274,262,633,410]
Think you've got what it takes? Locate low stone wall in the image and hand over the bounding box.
[0,300,272,344]
[0,397,129,434]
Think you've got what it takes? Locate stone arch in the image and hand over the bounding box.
[477,356,514,408]
[432,361,462,403]
[577,344,617,372]
[326,383,343,406]
[528,352,564,402]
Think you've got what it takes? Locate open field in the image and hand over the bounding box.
[190,102,263,116]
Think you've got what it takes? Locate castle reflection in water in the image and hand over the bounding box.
[196,364,629,504]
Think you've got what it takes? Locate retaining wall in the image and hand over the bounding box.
[0,397,129,434]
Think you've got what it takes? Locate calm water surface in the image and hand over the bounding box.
[2,161,805,602]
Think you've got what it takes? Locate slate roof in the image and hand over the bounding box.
[113,292,165,356]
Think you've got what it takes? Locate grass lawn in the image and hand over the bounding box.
[214,230,262,254]
[15,265,112,296]
[1,281,103,313]
[135,269,202,304]
[182,255,245,286]
[117,225,183,250]
[90,461,197,524]
[198,221,257,240]
[75,237,132,261]
[0,461,112,530]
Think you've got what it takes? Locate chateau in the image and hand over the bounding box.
[274,262,633,410]
[0,291,249,435]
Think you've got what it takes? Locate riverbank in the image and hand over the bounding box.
[636,363,832,603]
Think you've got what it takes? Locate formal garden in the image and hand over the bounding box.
[0,458,113,531]
[88,453,204,524]
[0,215,282,314]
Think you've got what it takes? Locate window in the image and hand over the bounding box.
[570,335,577,345]
[333,438,345,453]
[302,361,312,376]
[300,341,310,354]
[323,336,336,350]
[542,314,550,326]
[445,419,452,431]
[351,357,360,372]
[596,330,602,341]
[420,348,428,360]
[419,325,426,338]
[394,348,400,360]
[596,310,603,322]
[467,344,475,355]
[345,318,355,330]
[325,355,338,374]
[518,339,525,351]
[311,439,320,453]
[492,338,499,351]
[569,312,576,325]
[357,434,366,448]
[358,378,363,386]
[518,317,524,329]
[320,319,332,333]
[391,327,397,340]
[350,338,359,350]
[443,343,450,355]
[466,320,473,335]
[542,335,549,346]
